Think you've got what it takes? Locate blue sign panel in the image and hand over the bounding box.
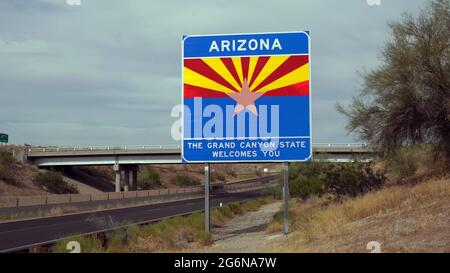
[182,31,311,162]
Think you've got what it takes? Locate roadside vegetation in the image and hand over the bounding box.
[266,176,449,252]
[51,198,271,253]
[33,171,79,194]
[224,167,237,178]
[266,144,449,252]
[138,168,162,189]
[170,174,201,187]
[383,145,448,180]
[336,0,450,168]
[284,144,446,197]
[256,1,448,252]
[279,161,387,201]
[211,171,226,183]
[0,150,19,186]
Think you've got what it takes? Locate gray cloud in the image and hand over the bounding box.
[0,0,426,146]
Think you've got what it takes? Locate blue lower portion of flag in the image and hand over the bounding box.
[182,96,311,162]
[183,137,311,162]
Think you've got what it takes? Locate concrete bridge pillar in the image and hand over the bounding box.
[113,163,121,192]
[124,169,129,192]
[131,167,138,191]
[114,165,138,192]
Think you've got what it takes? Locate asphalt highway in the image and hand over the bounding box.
[0,188,268,252]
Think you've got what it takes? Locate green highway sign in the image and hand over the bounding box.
[0,133,8,143]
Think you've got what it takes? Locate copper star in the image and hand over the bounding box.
[226,79,266,116]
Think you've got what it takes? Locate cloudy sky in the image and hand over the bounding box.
[0,0,426,146]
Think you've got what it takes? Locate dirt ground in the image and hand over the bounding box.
[196,177,450,253]
[198,201,283,253]
[0,161,46,196]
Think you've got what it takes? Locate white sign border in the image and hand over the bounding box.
[181,31,312,163]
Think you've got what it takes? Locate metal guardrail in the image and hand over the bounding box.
[28,145,182,153]
[0,179,272,209]
[313,143,368,148]
[27,143,369,153]
[0,186,203,209]
[224,181,273,192]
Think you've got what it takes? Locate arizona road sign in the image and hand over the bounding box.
[182,31,311,163]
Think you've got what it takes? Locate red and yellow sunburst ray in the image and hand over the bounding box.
[184,55,309,98]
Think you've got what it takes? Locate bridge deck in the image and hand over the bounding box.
[23,144,374,166]
[27,144,372,157]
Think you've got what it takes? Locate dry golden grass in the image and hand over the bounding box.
[266,176,450,253]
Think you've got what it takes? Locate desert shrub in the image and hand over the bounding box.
[171,174,200,186]
[211,171,226,182]
[138,168,161,189]
[195,231,211,245]
[0,150,18,185]
[107,225,139,252]
[394,157,417,177]
[241,198,266,211]
[227,203,243,215]
[386,146,430,178]
[51,235,103,253]
[285,162,386,200]
[385,145,449,177]
[225,167,237,177]
[264,183,282,199]
[325,163,386,197]
[291,175,326,200]
[33,171,79,194]
[217,205,233,218]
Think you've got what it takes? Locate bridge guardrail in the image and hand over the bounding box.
[28,145,182,153]
[313,143,368,148]
[27,143,370,153]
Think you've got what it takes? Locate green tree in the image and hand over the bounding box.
[337,0,450,165]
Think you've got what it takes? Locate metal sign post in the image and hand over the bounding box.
[204,163,210,232]
[283,162,290,235]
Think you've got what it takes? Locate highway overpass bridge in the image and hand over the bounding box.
[24,143,373,166]
[21,143,374,192]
